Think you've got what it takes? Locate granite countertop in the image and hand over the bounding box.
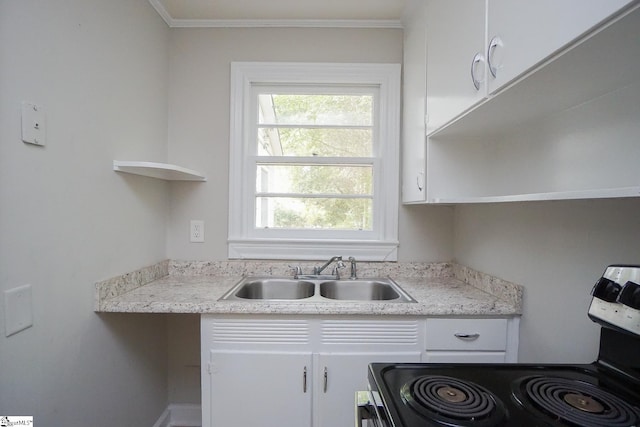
[95,261,523,316]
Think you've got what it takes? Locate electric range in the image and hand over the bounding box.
[357,265,640,427]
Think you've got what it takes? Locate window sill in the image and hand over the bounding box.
[228,238,398,261]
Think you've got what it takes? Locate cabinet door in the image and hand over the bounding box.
[206,350,313,427]
[315,352,421,427]
[426,0,488,135]
[402,0,428,202]
[487,0,633,94]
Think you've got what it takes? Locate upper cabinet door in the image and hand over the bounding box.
[486,0,634,94]
[402,0,428,203]
[426,0,488,135]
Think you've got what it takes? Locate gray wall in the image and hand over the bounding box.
[454,199,640,363]
[0,0,170,424]
[164,27,454,263]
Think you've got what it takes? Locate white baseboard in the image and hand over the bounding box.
[153,404,201,427]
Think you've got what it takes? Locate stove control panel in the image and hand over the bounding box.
[589,265,640,336]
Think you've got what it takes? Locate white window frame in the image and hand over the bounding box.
[228,62,400,261]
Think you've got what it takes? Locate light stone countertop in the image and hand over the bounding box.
[95,269,522,317]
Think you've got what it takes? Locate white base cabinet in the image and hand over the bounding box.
[424,317,519,363]
[201,315,519,427]
[314,352,420,426]
[207,350,312,426]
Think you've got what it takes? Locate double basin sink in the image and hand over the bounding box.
[219,276,416,303]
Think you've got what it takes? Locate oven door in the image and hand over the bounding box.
[355,390,388,427]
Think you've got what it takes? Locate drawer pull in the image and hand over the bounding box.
[454,333,480,341]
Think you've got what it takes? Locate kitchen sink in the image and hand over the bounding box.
[319,279,403,301]
[235,279,315,299]
[226,278,315,300]
[219,277,415,303]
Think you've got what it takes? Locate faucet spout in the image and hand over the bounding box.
[348,256,357,279]
[314,256,343,275]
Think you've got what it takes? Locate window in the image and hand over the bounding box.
[229,62,400,261]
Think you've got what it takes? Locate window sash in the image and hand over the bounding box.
[248,86,380,235]
[248,157,379,231]
[228,62,400,260]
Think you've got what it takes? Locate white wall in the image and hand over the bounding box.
[454,199,640,363]
[0,0,171,424]
[165,27,454,263]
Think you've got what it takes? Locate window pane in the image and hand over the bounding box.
[256,197,372,230]
[257,127,372,157]
[256,165,372,195]
[259,94,372,126]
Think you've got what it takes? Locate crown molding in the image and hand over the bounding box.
[148,0,403,28]
[170,18,403,28]
[149,0,174,26]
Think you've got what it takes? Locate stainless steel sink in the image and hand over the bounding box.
[219,276,415,303]
[224,278,315,300]
[319,279,406,301]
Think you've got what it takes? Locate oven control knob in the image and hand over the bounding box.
[591,277,622,303]
[619,281,640,310]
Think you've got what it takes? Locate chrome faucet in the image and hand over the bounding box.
[289,265,303,279]
[313,256,343,275]
[348,256,357,279]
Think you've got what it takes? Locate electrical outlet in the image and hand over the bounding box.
[190,220,204,243]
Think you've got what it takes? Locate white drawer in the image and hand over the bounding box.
[425,318,508,351]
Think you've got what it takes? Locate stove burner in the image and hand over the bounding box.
[563,393,605,414]
[437,385,468,403]
[513,376,640,427]
[400,375,507,426]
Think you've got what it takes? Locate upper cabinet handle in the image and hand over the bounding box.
[454,333,480,341]
[487,36,504,78]
[470,53,485,90]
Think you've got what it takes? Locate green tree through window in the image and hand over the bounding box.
[257,93,374,230]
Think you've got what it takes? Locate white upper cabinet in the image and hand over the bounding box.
[486,0,634,94]
[424,0,636,136]
[402,0,640,204]
[401,0,428,202]
[425,0,488,135]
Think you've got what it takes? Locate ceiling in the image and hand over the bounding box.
[148,0,407,28]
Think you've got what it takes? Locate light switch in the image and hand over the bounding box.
[21,102,46,146]
[4,284,33,337]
